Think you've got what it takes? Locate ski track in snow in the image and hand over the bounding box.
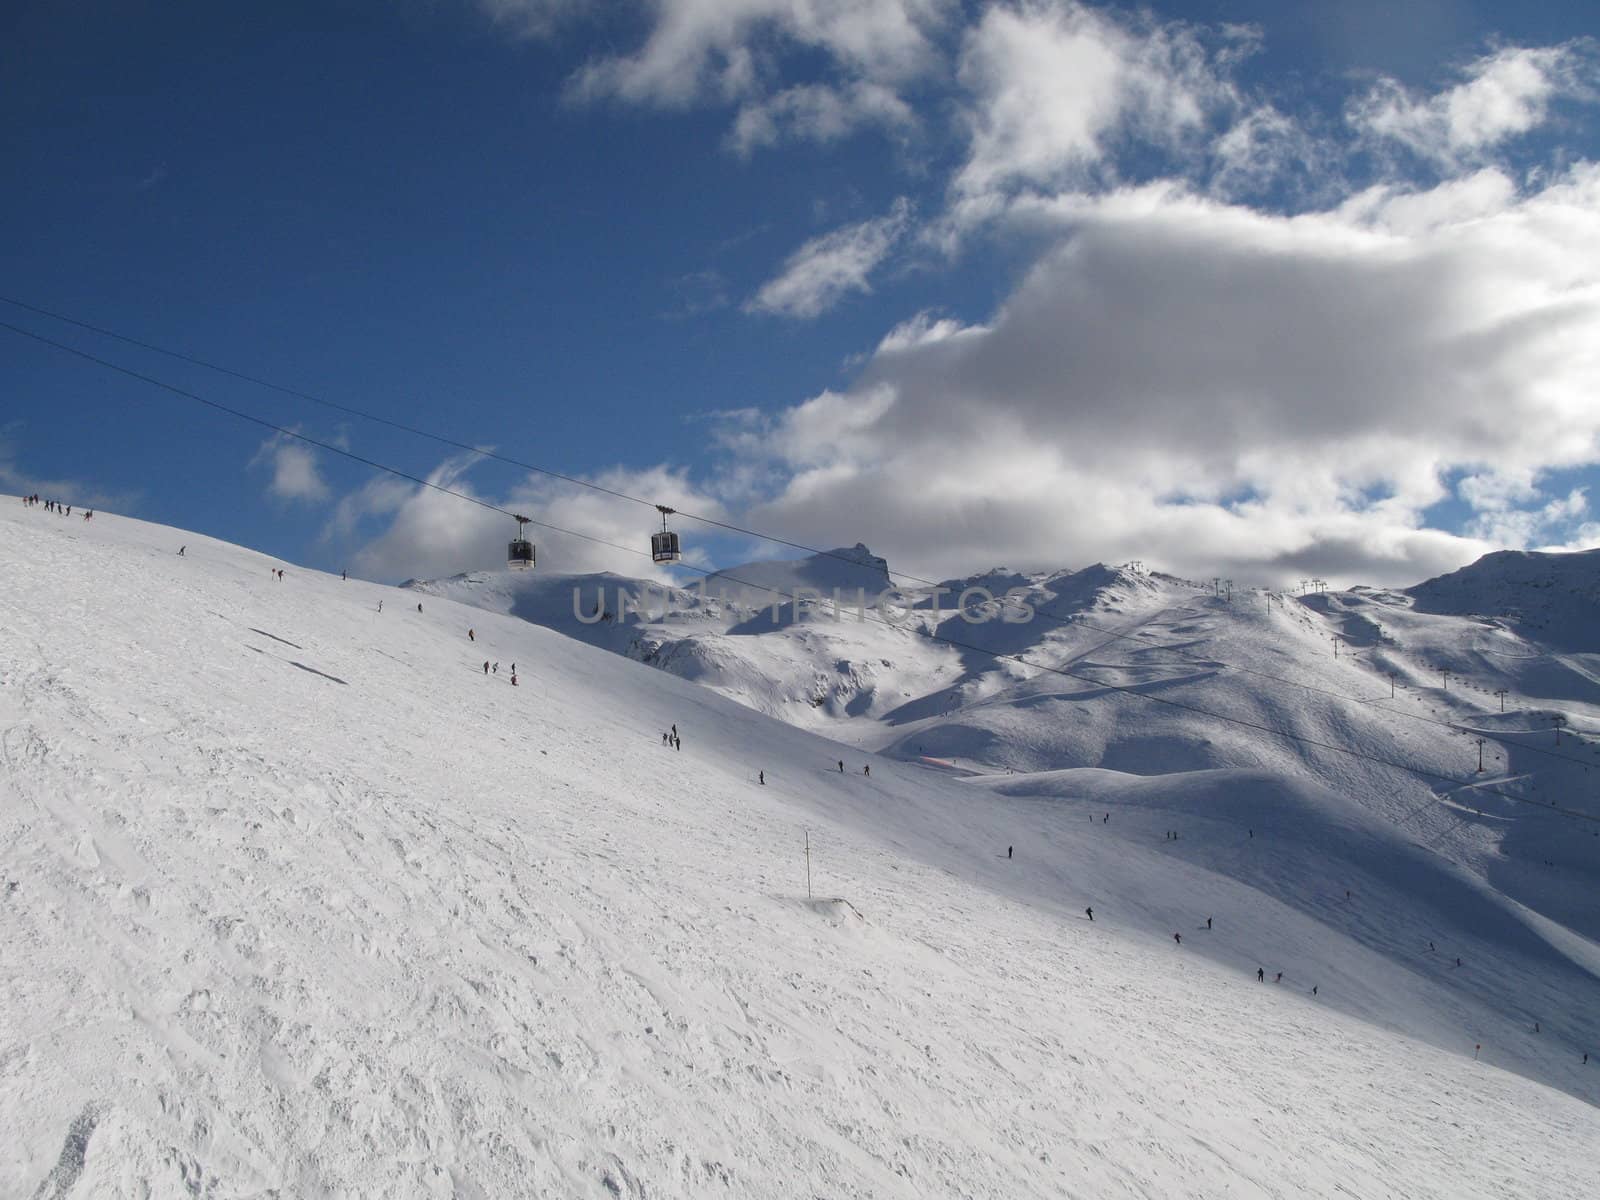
[1,507,1597,1198]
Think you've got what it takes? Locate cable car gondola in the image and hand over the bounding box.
[650,505,680,564]
[508,515,535,571]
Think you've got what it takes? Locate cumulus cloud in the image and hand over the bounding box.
[735,166,1600,585]
[251,434,332,504]
[953,1,1241,199]
[746,197,913,317]
[1350,44,1598,168]
[467,5,1600,586]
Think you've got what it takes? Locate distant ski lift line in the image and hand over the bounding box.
[1,291,1586,753]
[4,314,1599,822]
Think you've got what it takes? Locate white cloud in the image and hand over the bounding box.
[1539,520,1600,552]
[252,434,332,504]
[466,5,1600,586]
[1459,471,1591,548]
[1350,44,1597,168]
[953,1,1237,199]
[735,167,1600,585]
[727,80,916,154]
[337,455,729,583]
[567,0,951,108]
[1209,104,1323,201]
[746,197,912,317]
[873,309,981,353]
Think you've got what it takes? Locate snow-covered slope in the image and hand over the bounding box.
[3,505,1598,1198]
[414,550,1600,838]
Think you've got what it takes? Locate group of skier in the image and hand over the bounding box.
[22,494,91,520]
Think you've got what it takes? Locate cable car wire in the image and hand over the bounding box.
[0,319,632,559]
[3,293,1593,774]
[3,315,1596,827]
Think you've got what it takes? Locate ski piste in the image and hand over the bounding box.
[2,504,1596,1197]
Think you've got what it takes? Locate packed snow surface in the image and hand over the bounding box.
[3,505,1598,1198]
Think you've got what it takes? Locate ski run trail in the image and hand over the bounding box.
[2,504,1597,1199]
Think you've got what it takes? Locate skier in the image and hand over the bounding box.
[1206,916,1212,930]
[1534,1022,1540,1034]
[662,732,669,745]
[511,673,518,686]
[483,661,490,675]
[1312,985,1318,995]
[1007,846,1013,859]
[863,764,870,777]
[342,569,347,581]
[1102,813,1108,823]
[417,603,423,613]
[178,546,185,556]
[1173,932,1181,945]
[378,600,383,612]
[838,760,844,773]
[1456,957,1462,967]
[673,735,680,751]
[671,724,677,739]
[469,629,475,642]
[1248,829,1253,838]
[758,771,765,785]
[1275,972,1282,983]
[1428,941,1435,952]
[1085,906,1093,921]
[1257,968,1264,982]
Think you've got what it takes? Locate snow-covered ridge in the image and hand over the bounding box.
[1407,547,1600,651]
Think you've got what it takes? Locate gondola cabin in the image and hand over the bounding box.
[508,514,535,570]
[651,505,681,563]
[650,529,680,563]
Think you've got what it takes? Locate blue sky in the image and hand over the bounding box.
[3,1,1598,587]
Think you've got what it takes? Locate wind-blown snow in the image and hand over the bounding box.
[2,506,1597,1197]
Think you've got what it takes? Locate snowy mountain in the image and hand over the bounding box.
[4,505,1599,1197]
[1407,547,1600,651]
